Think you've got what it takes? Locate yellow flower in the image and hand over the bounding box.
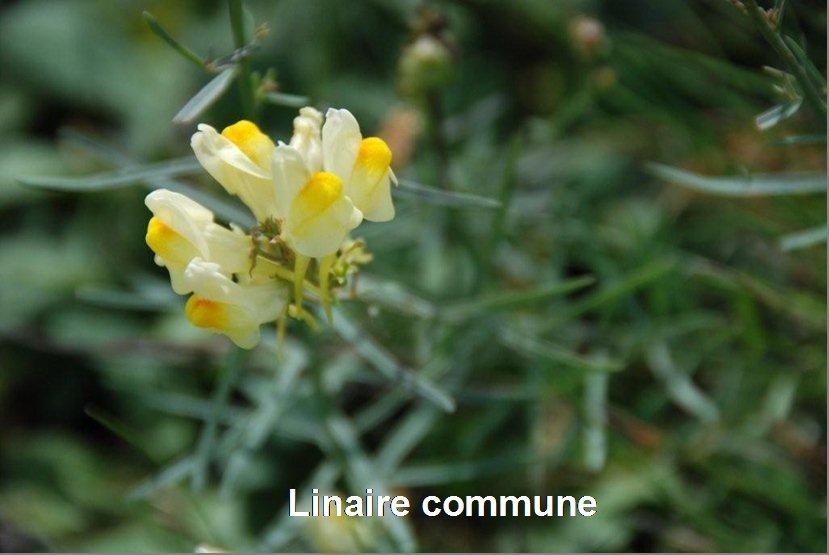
[183,258,288,349]
[322,108,396,222]
[145,189,250,294]
[271,145,362,259]
[269,107,398,258]
[191,120,279,222]
[145,107,398,343]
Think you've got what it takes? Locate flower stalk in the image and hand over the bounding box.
[228,0,256,119]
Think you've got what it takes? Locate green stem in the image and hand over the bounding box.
[228,0,256,119]
[293,254,311,310]
[255,252,323,298]
[318,254,336,323]
[276,305,288,361]
[143,11,207,71]
[744,0,826,119]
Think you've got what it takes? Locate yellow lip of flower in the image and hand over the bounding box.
[146,216,194,267]
[185,295,228,330]
[296,171,343,213]
[353,137,392,180]
[221,120,275,169]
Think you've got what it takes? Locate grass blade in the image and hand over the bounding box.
[127,456,195,501]
[84,405,157,464]
[329,309,455,412]
[220,343,307,497]
[755,100,801,130]
[439,276,595,322]
[173,67,239,125]
[263,91,310,108]
[17,156,202,191]
[645,342,719,424]
[392,451,537,487]
[258,462,341,550]
[583,372,609,471]
[396,178,501,209]
[780,225,826,251]
[57,130,255,225]
[191,347,247,490]
[353,274,437,319]
[322,412,417,552]
[647,162,826,196]
[772,134,826,146]
[501,328,624,374]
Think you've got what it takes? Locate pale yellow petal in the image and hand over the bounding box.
[192,124,278,222]
[145,217,199,295]
[322,108,361,181]
[271,144,309,219]
[289,107,323,173]
[284,172,362,258]
[183,258,289,349]
[185,296,261,349]
[145,189,212,255]
[221,120,275,170]
[345,137,394,222]
[203,223,251,274]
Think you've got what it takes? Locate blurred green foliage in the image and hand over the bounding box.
[0,0,825,552]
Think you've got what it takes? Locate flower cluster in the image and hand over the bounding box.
[145,107,395,348]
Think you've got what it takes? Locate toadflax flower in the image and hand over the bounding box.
[145,189,251,294]
[183,258,288,349]
[144,106,396,349]
[191,120,279,222]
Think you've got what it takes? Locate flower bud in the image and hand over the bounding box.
[398,35,453,98]
[569,16,606,60]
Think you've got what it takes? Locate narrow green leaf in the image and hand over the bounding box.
[85,406,157,464]
[57,130,256,225]
[782,36,827,91]
[396,178,501,209]
[329,309,455,412]
[689,255,825,329]
[440,276,595,322]
[376,405,442,475]
[127,456,195,501]
[17,156,202,191]
[191,347,247,491]
[263,91,310,108]
[220,343,307,497]
[374,330,482,475]
[173,67,238,124]
[143,11,206,70]
[755,100,801,130]
[354,274,437,319]
[75,286,177,312]
[773,0,787,30]
[780,225,827,251]
[772,134,826,146]
[393,451,537,487]
[583,372,609,471]
[648,162,826,196]
[322,412,417,552]
[258,462,341,550]
[645,342,719,424]
[557,258,677,324]
[353,356,453,432]
[501,329,624,374]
